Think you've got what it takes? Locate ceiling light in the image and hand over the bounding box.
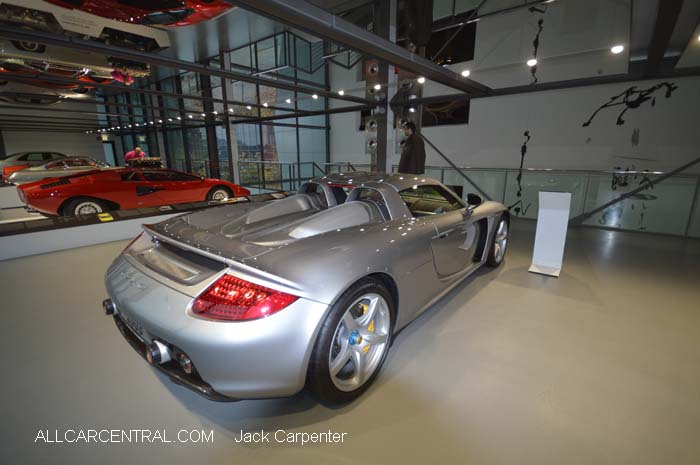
[461,69,470,77]
[373,84,381,90]
[228,108,233,112]
[135,123,140,126]
[527,58,538,67]
[176,116,181,120]
[212,110,218,115]
[611,44,624,54]
[167,118,172,122]
[408,107,416,113]
[158,119,163,123]
[338,90,344,96]
[417,77,426,84]
[246,105,252,110]
[262,102,268,107]
[187,114,193,118]
[201,113,206,117]
[312,94,318,99]
[285,98,292,104]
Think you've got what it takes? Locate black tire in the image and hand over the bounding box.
[307,278,396,405]
[62,197,109,217]
[486,214,509,267]
[206,185,233,202]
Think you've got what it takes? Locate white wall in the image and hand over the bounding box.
[1,101,106,161]
[328,0,700,174]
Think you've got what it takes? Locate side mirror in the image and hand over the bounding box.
[467,193,482,206]
[463,205,476,219]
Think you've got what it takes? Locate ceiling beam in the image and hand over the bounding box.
[226,0,490,95]
[644,0,685,76]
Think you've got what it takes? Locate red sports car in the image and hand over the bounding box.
[46,0,233,27]
[17,168,250,216]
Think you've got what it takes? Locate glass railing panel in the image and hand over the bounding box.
[688,180,700,238]
[582,174,697,235]
[503,171,588,219]
[459,170,507,203]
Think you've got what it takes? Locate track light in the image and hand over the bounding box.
[611,44,624,54]
[338,90,344,96]
[527,58,538,67]
[417,77,426,84]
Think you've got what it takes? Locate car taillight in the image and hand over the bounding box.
[121,232,143,255]
[192,274,298,321]
[2,165,28,179]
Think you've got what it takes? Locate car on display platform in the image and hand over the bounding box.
[17,167,250,216]
[0,151,67,181]
[0,0,171,80]
[45,0,233,27]
[102,172,509,404]
[7,156,113,185]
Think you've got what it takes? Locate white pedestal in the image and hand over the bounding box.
[529,191,571,278]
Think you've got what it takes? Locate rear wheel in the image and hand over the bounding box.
[307,278,395,405]
[486,215,509,267]
[63,197,108,217]
[206,186,233,202]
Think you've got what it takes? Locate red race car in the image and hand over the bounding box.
[46,0,233,27]
[17,168,250,216]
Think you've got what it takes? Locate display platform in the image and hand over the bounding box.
[0,191,290,260]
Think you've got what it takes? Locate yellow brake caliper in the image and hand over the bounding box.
[363,302,374,354]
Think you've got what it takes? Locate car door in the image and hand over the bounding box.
[141,170,205,204]
[119,170,169,208]
[399,184,480,278]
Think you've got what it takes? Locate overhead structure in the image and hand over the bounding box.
[226,0,491,95]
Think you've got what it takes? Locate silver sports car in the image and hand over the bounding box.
[103,173,509,404]
[8,157,112,185]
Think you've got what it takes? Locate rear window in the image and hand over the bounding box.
[18,153,44,162]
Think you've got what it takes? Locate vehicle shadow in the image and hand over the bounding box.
[154,263,505,435]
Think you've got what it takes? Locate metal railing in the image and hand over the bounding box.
[237,160,326,192]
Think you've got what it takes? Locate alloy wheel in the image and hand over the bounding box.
[328,293,391,392]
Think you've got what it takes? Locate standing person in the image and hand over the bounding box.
[398,121,426,174]
[124,147,147,162]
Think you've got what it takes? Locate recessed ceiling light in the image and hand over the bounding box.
[187,114,193,118]
[527,58,538,67]
[373,84,381,90]
[408,107,416,113]
[461,69,470,77]
[312,94,318,99]
[611,44,624,54]
[338,89,345,96]
[285,98,292,104]
[212,110,218,115]
[246,105,252,110]
[417,76,426,84]
[262,102,268,107]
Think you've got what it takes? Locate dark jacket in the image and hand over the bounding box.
[398,133,426,174]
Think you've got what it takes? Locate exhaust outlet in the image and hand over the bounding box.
[102,299,117,315]
[146,340,171,365]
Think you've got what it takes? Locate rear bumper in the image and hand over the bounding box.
[112,314,234,401]
[104,256,330,399]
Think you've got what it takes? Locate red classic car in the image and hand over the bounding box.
[46,0,233,27]
[17,168,250,216]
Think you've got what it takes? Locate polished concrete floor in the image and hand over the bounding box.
[1,221,700,465]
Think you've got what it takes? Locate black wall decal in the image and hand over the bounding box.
[508,131,532,217]
[631,128,640,146]
[583,82,677,127]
